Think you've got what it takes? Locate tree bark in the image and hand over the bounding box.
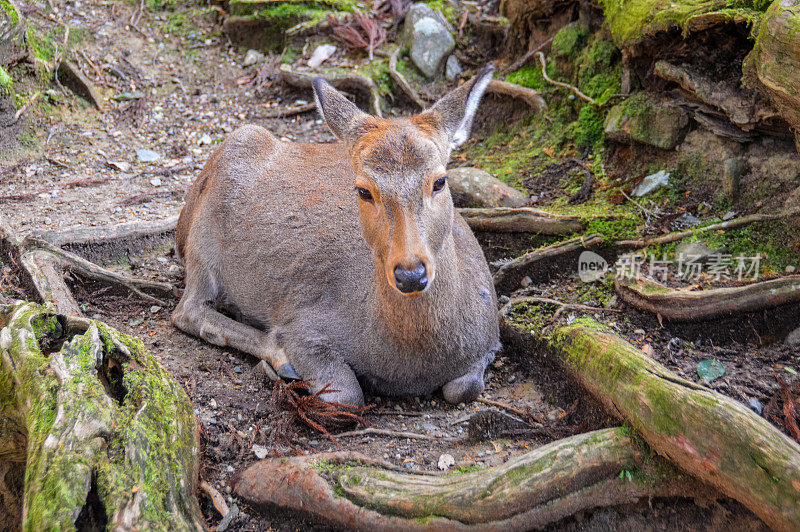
[0,302,204,530]
[459,207,583,235]
[615,275,800,321]
[537,318,800,532]
[235,427,710,531]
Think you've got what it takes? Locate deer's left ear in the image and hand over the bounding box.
[420,66,494,149]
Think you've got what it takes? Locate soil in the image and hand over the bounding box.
[0,1,795,531]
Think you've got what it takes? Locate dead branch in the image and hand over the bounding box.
[615,208,800,248]
[388,47,426,109]
[615,275,800,321]
[235,429,711,530]
[459,207,583,234]
[279,64,383,117]
[200,480,230,517]
[499,37,554,77]
[535,52,596,105]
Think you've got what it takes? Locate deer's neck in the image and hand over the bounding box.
[372,235,460,350]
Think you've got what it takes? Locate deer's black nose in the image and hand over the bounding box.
[394,262,428,293]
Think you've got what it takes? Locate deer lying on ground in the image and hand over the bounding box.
[172,67,501,406]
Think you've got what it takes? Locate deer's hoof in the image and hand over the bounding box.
[277,362,300,380]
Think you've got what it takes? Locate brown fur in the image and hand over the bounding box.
[172,69,499,405]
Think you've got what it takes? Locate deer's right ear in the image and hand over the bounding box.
[313,77,370,142]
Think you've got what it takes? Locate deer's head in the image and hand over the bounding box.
[313,67,493,296]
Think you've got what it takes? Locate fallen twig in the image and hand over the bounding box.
[535,52,596,105]
[199,480,229,517]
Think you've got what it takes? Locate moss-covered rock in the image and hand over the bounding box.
[604,93,689,150]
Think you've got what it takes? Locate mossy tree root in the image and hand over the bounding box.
[538,318,800,531]
[234,427,711,531]
[279,64,383,117]
[615,274,800,321]
[0,301,203,530]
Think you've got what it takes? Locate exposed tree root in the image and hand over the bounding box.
[535,52,596,105]
[0,214,178,317]
[615,275,800,321]
[493,234,605,293]
[252,102,316,119]
[499,37,553,77]
[459,207,583,234]
[0,302,203,529]
[500,296,620,325]
[279,64,383,117]
[200,480,229,518]
[235,428,710,531]
[388,47,426,109]
[528,317,800,532]
[486,79,547,112]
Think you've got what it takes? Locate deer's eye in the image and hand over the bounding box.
[432,176,447,193]
[356,187,374,202]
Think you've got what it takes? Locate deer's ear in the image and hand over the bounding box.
[421,66,494,149]
[313,77,370,142]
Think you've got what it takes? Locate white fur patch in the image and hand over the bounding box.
[450,72,493,149]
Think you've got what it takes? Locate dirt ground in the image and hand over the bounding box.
[0,1,795,530]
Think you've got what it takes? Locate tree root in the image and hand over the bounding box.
[535,52,596,105]
[528,317,800,532]
[334,427,444,441]
[0,214,179,317]
[234,428,711,531]
[499,37,553,77]
[615,275,800,321]
[493,234,605,293]
[279,64,383,117]
[486,79,547,112]
[500,296,620,325]
[459,207,583,234]
[252,102,317,119]
[388,47,426,109]
[0,302,203,529]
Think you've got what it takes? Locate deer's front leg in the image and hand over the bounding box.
[172,272,299,380]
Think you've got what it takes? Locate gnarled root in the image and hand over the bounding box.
[615,274,800,321]
[279,64,383,117]
[0,302,203,530]
[235,428,710,531]
[531,317,800,532]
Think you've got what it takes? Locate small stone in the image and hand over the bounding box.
[234,366,242,374]
[149,305,162,314]
[307,44,337,68]
[128,318,143,327]
[546,410,559,421]
[519,276,532,287]
[210,399,218,409]
[632,170,670,197]
[252,444,269,459]
[403,461,414,469]
[404,5,455,78]
[108,161,131,172]
[136,149,160,162]
[199,134,213,146]
[498,295,510,304]
[423,423,437,433]
[604,96,689,150]
[786,265,797,274]
[168,264,183,277]
[226,465,234,473]
[633,329,645,335]
[786,326,800,348]
[722,211,736,221]
[437,453,455,470]
[150,177,162,187]
[507,375,517,383]
[697,359,725,384]
[747,398,764,415]
[243,49,265,67]
[445,54,462,82]
[477,452,485,458]
[673,213,702,229]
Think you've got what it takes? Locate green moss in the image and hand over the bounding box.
[0,66,13,96]
[446,464,482,475]
[1,0,18,24]
[551,22,590,60]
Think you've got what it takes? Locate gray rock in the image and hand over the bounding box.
[437,453,455,470]
[243,49,265,67]
[447,167,528,207]
[136,149,160,162]
[401,3,452,42]
[632,169,670,197]
[445,54,462,82]
[673,213,702,229]
[404,4,455,78]
[252,444,269,460]
[604,96,689,150]
[786,326,800,348]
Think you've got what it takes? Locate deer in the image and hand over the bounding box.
[171,67,501,406]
